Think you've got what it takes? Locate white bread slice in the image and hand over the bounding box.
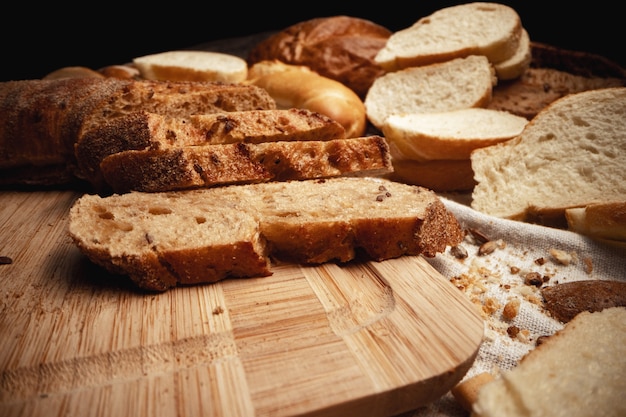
[382,108,528,161]
[472,307,626,417]
[493,28,532,80]
[133,50,248,83]
[470,87,626,223]
[68,177,464,291]
[364,55,496,130]
[375,2,523,72]
[565,202,626,242]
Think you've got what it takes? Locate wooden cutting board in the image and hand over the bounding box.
[0,189,483,417]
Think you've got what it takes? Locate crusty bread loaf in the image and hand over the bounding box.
[133,50,249,83]
[472,307,626,417]
[364,55,496,130]
[382,108,528,161]
[247,16,392,98]
[471,87,626,226]
[99,136,393,193]
[68,177,464,291]
[246,60,367,138]
[374,2,523,72]
[75,108,346,189]
[0,78,276,186]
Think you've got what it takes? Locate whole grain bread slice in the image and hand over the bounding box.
[75,108,346,189]
[99,136,393,193]
[68,177,464,291]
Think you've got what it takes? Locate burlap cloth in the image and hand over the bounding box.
[403,197,626,417]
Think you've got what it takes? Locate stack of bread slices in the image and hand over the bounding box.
[365,2,532,192]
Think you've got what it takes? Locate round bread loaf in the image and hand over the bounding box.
[247,16,392,98]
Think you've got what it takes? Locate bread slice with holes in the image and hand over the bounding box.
[364,55,497,130]
[75,108,345,191]
[68,177,464,291]
[99,136,393,193]
[374,2,523,72]
[471,87,626,226]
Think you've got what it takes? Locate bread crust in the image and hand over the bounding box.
[248,16,391,98]
[99,136,393,193]
[69,177,464,291]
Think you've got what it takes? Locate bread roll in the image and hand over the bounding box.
[248,16,391,98]
[247,60,367,138]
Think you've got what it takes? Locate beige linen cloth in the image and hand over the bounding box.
[406,197,626,417]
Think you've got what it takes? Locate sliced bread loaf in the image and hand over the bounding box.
[374,2,523,72]
[382,108,528,161]
[364,55,497,130]
[69,177,464,291]
[471,87,626,224]
[99,136,393,193]
[565,202,626,243]
[133,50,249,83]
[472,307,626,417]
[75,108,344,191]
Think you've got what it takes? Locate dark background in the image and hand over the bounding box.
[3,2,624,81]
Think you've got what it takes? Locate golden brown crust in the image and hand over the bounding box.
[248,16,391,98]
[99,136,393,193]
[387,158,476,193]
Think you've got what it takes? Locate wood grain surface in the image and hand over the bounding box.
[0,190,483,417]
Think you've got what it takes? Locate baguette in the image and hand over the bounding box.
[564,202,626,244]
[247,16,392,98]
[68,177,464,291]
[75,108,346,190]
[246,60,367,138]
[471,87,626,226]
[364,55,496,130]
[374,2,523,72]
[0,78,276,187]
[99,136,393,193]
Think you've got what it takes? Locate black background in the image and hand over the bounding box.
[3,1,624,81]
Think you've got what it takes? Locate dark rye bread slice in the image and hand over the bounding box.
[0,78,276,186]
[100,136,392,193]
[68,177,464,291]
[75,108,346,190]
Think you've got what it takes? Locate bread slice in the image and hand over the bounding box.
[565,202,626,243]
[488,67,626,119]
[374,2,523,71]
[472,307,626,417]
[133,50,248,83]
[76,108,344,191]
[382,108,528,161]
[471,87,626,224]
[0,77,277,187]
[493,28,532,80]
[99,136,393,193]
[68,177,464,291]
[364,55,496,130]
